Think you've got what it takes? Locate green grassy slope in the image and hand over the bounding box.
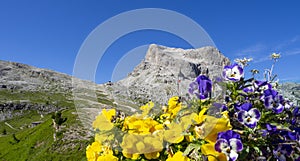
[0,109,92,161]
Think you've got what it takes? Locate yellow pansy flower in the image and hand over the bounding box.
[95,132,115,143]
[193,108,207,124]
[122,152,140,160]
[167,96,182,118]
[86,141,102,161]
[190,108,231,142]
[144,152,160,160]
[203,116,232,143]
[93,109,116,131]
[201,142,227,161]
[123,114,163,134]
[143,135,163,159]
[164,122,184,144]
[168,96,181,110]
[140,101,154,116]
[166,151,190,161]
[121,133,163,160]
[102,109,116,120]
[97,153,118,161]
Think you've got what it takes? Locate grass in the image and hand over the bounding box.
[0,109,91,161]
[0,89,74,108]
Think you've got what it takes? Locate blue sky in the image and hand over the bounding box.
[1,1,300,83]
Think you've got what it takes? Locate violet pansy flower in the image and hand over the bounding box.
[223,64,244,81]
[243,80,272,93]
[188,75,212,100]
[254,80,272,91]
[215,130,243,161]
[273,144,293,161]
[263,89,285,114]
[236,103,261,128]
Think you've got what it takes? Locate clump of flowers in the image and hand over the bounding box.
[86,53,300,161]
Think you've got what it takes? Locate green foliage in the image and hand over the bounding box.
[12,133,20,143]
[52,111,67,126]
[2,128,7,135]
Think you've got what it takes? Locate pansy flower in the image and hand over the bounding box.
[242,86,254,93]
[266,123,277,132]
[260,123,278,137]
[254,80,272,90]
[188,75,212,99]
[283,100,293,110]
[222,64,244,81]
[273,144,293,161]
[236,103,261,128]
[279,130,299,141]
[263,89,285,113]
[215,130,243,161]
[243,80,272,93]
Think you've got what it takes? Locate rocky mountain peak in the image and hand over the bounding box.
[112,44,231,104]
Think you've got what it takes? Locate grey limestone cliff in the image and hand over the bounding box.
[111,44,230,104]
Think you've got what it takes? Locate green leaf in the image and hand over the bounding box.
[183,143,201,156]
[245,146,250,153]
[253,146,262,155]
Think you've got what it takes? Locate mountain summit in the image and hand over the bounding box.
[112,44,230,104]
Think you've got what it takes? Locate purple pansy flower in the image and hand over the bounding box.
[283,100,293,110]
[223,64,244,81]
[243,86,254,93]
[266,123,277,132]
[263,89,285,114]
[280,130,299,141]
[235,102,252,111]
[260,123,277,137]
[243,80,272,93]
[254,80,272,91]
[237,103,261,128]
[215,130,243,161]
[188,75,212,99]
[273,144,293,161]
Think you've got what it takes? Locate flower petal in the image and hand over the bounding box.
[217,130,241,140]
[229,150,239,161]
[229,138,243,152]
[248,108,261,120]
[245,120,257,128]
[237,110,246,123]
[273,103,284,113]
[215,138,228,153]
[264,96,273,109]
